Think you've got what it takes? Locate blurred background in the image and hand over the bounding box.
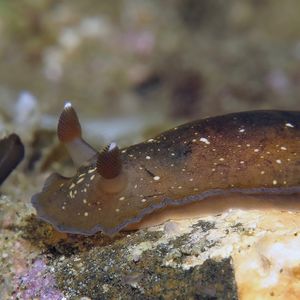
[1,0,300,151]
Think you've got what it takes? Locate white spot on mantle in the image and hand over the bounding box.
[285,123,294,128]
[200,137,210,145]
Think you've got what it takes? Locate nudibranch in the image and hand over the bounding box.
[0,133,24,185]
[32,103,300,236]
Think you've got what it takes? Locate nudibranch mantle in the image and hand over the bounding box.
[32,107,300,236]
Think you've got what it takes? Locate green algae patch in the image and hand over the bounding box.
[193,220,216,231]
[21,214,68,249]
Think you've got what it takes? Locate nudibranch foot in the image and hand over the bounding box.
[32,105,300,236]
[33,186,300,236]
[125,188,300,231]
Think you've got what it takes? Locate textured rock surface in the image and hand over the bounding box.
[2,188,300,299]
[49,209,300,299]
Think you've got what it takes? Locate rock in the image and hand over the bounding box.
[8,206,300,299]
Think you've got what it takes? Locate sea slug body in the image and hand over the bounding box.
[32,103,300,236]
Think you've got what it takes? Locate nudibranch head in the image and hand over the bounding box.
[32,105,300,236]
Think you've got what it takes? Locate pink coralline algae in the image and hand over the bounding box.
[15,259,64,300]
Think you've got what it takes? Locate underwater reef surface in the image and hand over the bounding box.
[3,178,300,300]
